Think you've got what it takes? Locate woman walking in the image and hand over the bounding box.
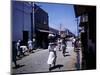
[47,43,57,71]
[61,38,66,56]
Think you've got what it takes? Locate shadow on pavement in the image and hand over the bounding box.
[64,54,70,57]
[49,64,64,71]
[13,64,25,69]
[65,52,69,53]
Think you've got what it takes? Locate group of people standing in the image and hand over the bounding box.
[17,38,36,58]
[12,38,36,68]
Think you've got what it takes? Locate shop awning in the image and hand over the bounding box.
[37,29,53,33]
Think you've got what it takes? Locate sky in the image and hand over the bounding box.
[35,2,78,36]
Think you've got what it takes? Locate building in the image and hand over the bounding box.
[49,27,75,39]
[59,29,75,39]
[49,27,59,34]
[12,1,33,45]
[64,29,75,37]
[34,4,49,49]
[12,1,49,48]
[74,5,96,69]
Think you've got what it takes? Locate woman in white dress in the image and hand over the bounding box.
[47,43,57,70]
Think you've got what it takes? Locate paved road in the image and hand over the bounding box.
[12,41,82,74]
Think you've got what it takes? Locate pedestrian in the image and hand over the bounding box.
[16,40,21,58]
[61,38,66,56]
[57,38,61,51]
[65,38,67,48]
[48,33,55,43]
[20,45,28,55]
[32,38,36,50]
[53,45,57,66]
[12,41,20,68]
[47,42,57,71]
[74,38,80,52]
[28,39,33,53]
[72,37,75,47]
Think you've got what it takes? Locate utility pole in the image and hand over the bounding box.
[31,3,41,40]
[31,2,35,40]
[31,2,33,40]
[23,2,24,33]
[76,18,79,37]
[59,24,62,36]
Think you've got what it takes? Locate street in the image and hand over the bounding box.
[12,41,82,74]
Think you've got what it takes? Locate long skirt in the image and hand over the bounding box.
[47,52,56,65]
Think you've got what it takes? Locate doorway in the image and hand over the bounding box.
[23,31,29,45]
